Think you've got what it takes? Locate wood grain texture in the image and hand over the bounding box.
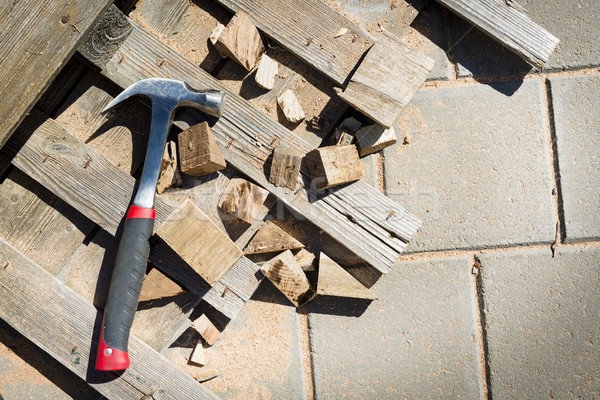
[260,250,313,307]
[157,141,181,194]
[244,220,304,255]
[277,90,305,123]
[0,239,220,400]
[139,268,185,302]
[269,146,303,190]
[192,314,221,346]
[215,10,265,71]
[435,0,559,67]
[218,178,270,224]
[178,122,226,176]
[255,53,278,90]
[214,0,375,85]
[0,0,112,147]
[295,248,315,271]
[306,145,366,190]
[355,124,397,156]
[317,252,376,299]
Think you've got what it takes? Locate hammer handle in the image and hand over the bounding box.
[95,206,155,371]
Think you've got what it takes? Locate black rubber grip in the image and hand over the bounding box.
[102,216,154,352]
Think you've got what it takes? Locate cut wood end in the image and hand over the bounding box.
[189,340,207,366]
[178,122,226,176]
[192,314,221,346]
[268,145,303,190]
[216,10,265,70]
[218,178,270,224]
[317,253,377,300]
[295,248,315,272]
[355,125,397,157]
[260,250,313,307]
[139,268,186,302]
[244,220,304,255]
[306,145,366,190]
[209,23,225,45]
[277,90,305,123]
[255,53,278,90]
[156,141,179,194]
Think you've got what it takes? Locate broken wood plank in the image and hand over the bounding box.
[215,10,265,71]
[260,250,313,307]
[178,122,226,176]
[306,145,366,190]
[295,248,315,272]
[269,146,303,190]
[192,314,222,346]
[157,141,181,194]
[255,53,278,90]
[435,0,559,67]
[243,220,304,255]
[0,238,220,400]
[317,253,376,300]
[355,124,397,157]
[0,0,113,147]
[218,178,270,224]
[277,90,305,123]
[139,268,186,302]
[336,32,435,128]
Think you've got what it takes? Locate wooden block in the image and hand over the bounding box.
[189,340,207,366]
[178,122,226,176]
[306,145,366,190]
[155,200,243,285]
[218,178,270,224]
[295,248,315,272]
[192,314,221,346]
[355,125,397,157]
[209,23,225,45]
[139,268,186,302]
[277,89,305,123]
[317,253,376,300]
[255,53,278,90]
[260,250,313,307]
[216,10,265,70]
[243,220,304,255]
[157,141,181,194]
[336,33,435,128]
[269,145,303,190]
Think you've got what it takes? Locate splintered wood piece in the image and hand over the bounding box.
[155,200,243,284]
[277,90,305,123]
[243,220,304,255]
[269,145,303,190]
[255,53,278,90]
[295,248,315,272]
[189,340,207,366]
[218,178,270,224]
[192,314,221,346]
[355,125,397,157]
[337,33,434,128]
[215,10,265,70]
[317,253,376,300]
[157,141,181,194]
[178,122,226,176]
[260,250,313,307]
[306,145,366,190]
[209,23,225,45]
[139,268,185,302]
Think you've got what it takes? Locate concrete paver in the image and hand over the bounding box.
[549,75,600,241]
[384,79,556,253]
[479,245,600,399]
[309,256,483,399]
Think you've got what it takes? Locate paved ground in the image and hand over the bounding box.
[1,0,599,399]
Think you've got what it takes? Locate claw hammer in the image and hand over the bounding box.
[95,78,225,371]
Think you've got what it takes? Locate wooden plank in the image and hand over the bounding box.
[435,0,559,67]
[0,0,112,147]
[0,238,220,400]
[83,16,420,274]
[214,0,374,85]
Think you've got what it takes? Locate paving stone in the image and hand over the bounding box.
[550,75,600,241]
[479,245,600,399]
[384,79,555,253]
[309,255,483,399]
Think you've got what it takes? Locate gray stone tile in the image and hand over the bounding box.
[550,75,600,242]
[384,79,556,253]
[479,245,600,400]
[309,256,483,400]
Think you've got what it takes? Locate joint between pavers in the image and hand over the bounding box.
[472,253,492,400]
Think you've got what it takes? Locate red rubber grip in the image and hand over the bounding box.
[95,318,130,371]
[126,205,155,219]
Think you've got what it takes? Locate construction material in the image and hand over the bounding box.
[336,33,434,128]
[190,341,208,366]
[306,145,366,190]
[269,146,303,190]
[139,268,185,302]
[295,248,316,272]
[157,141,181,194]
[277,90,305,123]
[255,53,278,90]
[0,0,112,148]
[244,220,304,254]
[260,250,314,307]
[317,253,376,300]
[435,0,559,67]
[178,122,227,176]
[209,23,226,45]
[218,178,270,224]
[333,117,361,145]
[355,125,397,157]
[192,314,222,346]
[215,10,265,71]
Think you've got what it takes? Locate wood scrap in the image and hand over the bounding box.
[255,53,278,90]
[157,141,182,194]
[209,23,225,45]
[260,250,313,307]
[334,27,348,38]
[333,117,361,145]
[306,145,366,190]
[218,178,270,224]
[139,268,186,302]
[244,220,304,255]
[189,340,207,366]
[355,125,397,157]
[177,122,226,176]
[277,90,305,123]
[317,253,376,300]
[269,145,303,190]
[295,248,315,272]
[215,10,265,70]
[192,314,221,346]
[155,199,243,285]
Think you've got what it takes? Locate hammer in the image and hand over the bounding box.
[95,78,225,371]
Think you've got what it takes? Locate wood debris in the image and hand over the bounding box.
[192,314,222,346]
[244,220,304,255]
[255,53,278,90]
[156,141,181,194]
[317,253,376,300]
[177,122,226,176]
[215,10,265,70]
[260,250,313,307]
[189,340,207,366]
[218,178,270,224]
[333,117,361,145]
[355,124,397,156]
[269,145,303,190]
[334,27,348,38]
[139,268,186,302]
[209,23,225,45]
[295,248,315,272]
[306,145,366,190]
[277,90,305,123]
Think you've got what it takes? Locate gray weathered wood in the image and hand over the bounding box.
[435,0,559,67]
[0,0,112,147]
[0,238,220,400]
